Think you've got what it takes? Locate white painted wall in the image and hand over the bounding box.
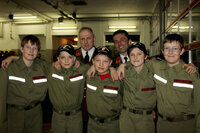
[0,19,151,52]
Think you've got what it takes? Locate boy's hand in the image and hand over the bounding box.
[109,67,119,81]
[52,61,61,70]
[1,56,19,70]
[182,63,197,74]
[152,111,156,119]
[87,65,95,79]
[74,60,80,68]
[117,64,126,80]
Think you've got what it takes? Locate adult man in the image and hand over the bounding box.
[75,27,97,133]
[75,27,97,64]
[112,30,132,67]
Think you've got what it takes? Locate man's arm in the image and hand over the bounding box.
[182,63,197,74]
[1,56,19,70]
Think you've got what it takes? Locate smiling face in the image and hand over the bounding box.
[57,51,76,69]
[92,54,112,75]
[162,41,184,67]
[113,33,131,56]
[20,40,38,63]
[79,29,96,51]
[129,47,147,69]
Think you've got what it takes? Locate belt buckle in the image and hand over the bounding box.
[65,112,70,116]
[99,119,104,123]
[24,106,31,110]
[166,117,174,122]
[133,110,142,114]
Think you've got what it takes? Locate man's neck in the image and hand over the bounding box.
[120,52,128,57]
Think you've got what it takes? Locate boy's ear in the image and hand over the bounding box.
[180,48,185,55]
[161,49,164,55]
[20,46,23,53]
[144,55,148,60]
[57,56,60,62]
[128,39,132,45]
[109,60,113,66]
[92,58,94,64]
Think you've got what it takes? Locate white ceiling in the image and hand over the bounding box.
[0,0,158,22]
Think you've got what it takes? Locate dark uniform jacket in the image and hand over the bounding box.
[112,54,122,68]
[75,47,97,65]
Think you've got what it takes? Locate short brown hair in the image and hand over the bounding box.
[21,35,41,51]
[163,34,184,49]
[79,27,94,37]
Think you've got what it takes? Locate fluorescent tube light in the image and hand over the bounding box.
[172,26,193,29]
[109,26,136,29]
[52,27,77,30]
[13,16,37,19]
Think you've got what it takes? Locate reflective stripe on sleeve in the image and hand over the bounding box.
[173,83,194,88]
[9,76,25,82]
[173,79,193,88]
[154,74,167,84]
[87,84,97,91]
[52,73,64,80]
[33,76,47,83]
[33,78,47,84]
[103,89,118,94]
[69,74,83,82]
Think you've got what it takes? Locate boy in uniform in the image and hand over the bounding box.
[86,46,123,133]
[46,44,89,133]
[120,42,156,133]
[118,34,200,133]
[151,34,200,133]
[0,35,48,133]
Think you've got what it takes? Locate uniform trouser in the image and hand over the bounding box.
[88,117,119,133]
[51,110,82,133]
[8,104,43,133]
[120,109,155,133]
[0,119,7,133]
[197,115,200,133]
[157,116,196,133]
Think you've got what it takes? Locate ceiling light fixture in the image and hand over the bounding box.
[109,26,136,29]
[52,27,77,30]
[172,26,193,29]
[13,16,37,19]
[58,17,64,23]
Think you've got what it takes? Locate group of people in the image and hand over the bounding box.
[0,27,199,133]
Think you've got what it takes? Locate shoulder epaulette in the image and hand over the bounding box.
[76,49,81,57]
[115,57,121,64]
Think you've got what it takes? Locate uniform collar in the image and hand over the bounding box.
[60,66,74,74]
[128,61,149,78]
[160,60,185,72]
[16,57,38,71]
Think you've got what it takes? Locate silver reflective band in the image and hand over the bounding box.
[173,82,194,89]
[70,75,83,82]
[154,74,167,84]
[87,84,97,91]
[9,76,25,82]
[52,73,64,80]
[103,89,118,94]
[33,78,47,84]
